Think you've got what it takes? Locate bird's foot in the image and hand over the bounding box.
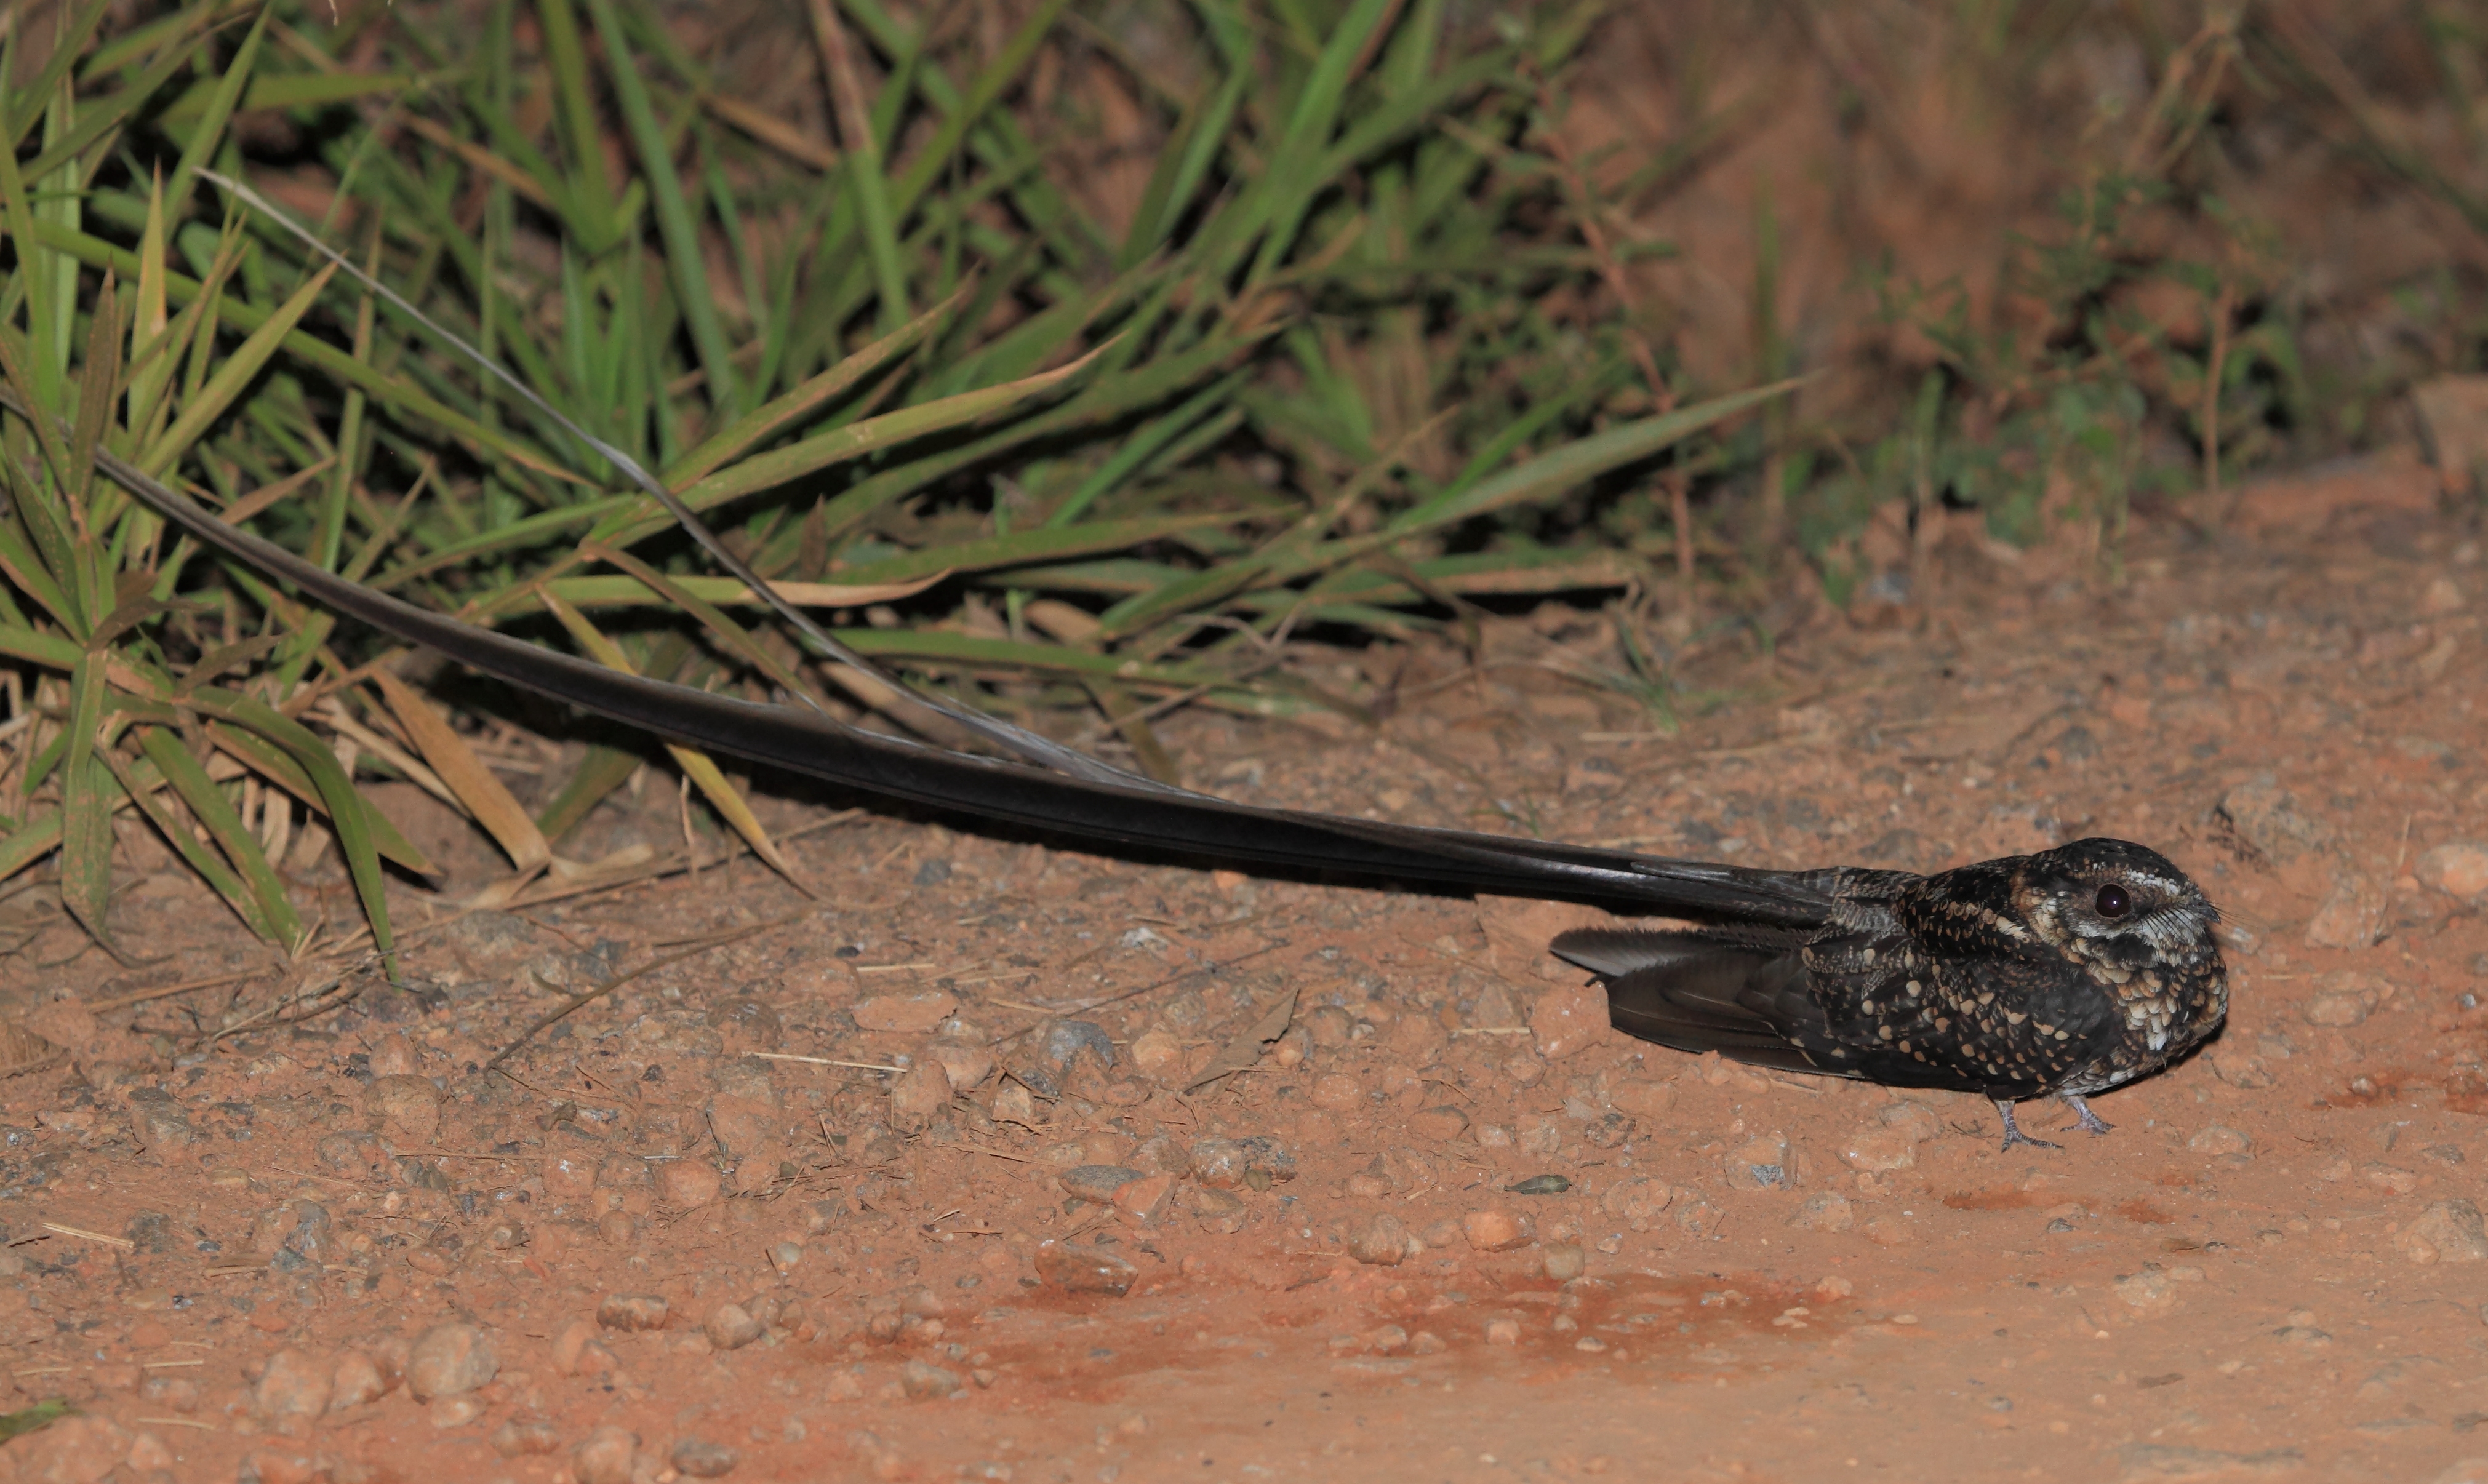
[2059,1092,2113,1136]
[1994,1099,2062,1151]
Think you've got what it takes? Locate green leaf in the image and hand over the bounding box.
[187,687,394,962]
[140,262,339,479]
[55,657,113,947]
[0,1400,71,1443]
[202,721,435,877]
[583,0,740,413]
[162,7,273,217]
[115,732,289,943]
[158,71,417,125]
[0,809,63,887]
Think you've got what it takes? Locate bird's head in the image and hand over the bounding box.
[2014,837,2223,977]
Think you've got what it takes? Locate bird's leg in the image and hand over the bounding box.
[2058,1091,2113,1136]
[1993,1098,2062,1151]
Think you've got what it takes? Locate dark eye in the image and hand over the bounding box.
[2094,884,2131,919]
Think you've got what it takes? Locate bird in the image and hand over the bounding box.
[17,393,2228,1146]
[1548,838,2228,1148]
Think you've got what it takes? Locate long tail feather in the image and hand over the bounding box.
[28,393,1838,925]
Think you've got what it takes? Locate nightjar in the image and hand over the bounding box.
[69,414,2230,1150]
[1551,839,2229,1148]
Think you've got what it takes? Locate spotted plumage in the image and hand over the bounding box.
[1551,839,2228,1149]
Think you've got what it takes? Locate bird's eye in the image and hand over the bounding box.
[2094,884,2131,919]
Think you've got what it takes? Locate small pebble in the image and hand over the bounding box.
[406,1322,497,1401]
[1303,1006,1353,1048]
[1035,1240,1138,1296]
[2417,842,2488,901]
[662,1160,724,1208]
[705,1302,764,1350]
[1309,1072,1366,1111]
[1841,1127,1918,1171]
[542,1152,599,1200]
[1124,1025,1180,1077]
[1722,1134,1790,1189]
[1111,1172,1174,1223]
[1188,1136,1296,1189]
[1529,981,1607,1059]
[673,1436,742,1477]
[1348,1212,1410,1266]
[2189,1126,2252,1156]
[574,1424,641,1484]
[1485,1317,1521,1346]
[255,1348,332,1421]
[1464,1209,1529,1251]
[327,1349,385,1412]
[2301,990,2369,1027]
[1541,1243,1586,1282]
[553,1320,617,1378]
[901,1359,962,1399]
[364,1075,444,1141]
[853,991,960,1033]
[888,1061,951,1125]
[924,1034,999,1095]
[1878,1101,1943,1140]
[1787,1193,1855,1232]
[599,1293,671,1331]
[1060,1164,1146,1203]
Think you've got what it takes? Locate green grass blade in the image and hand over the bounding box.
[1388,379,1806,537]
[35,219,578,485]
[0,808,62,887]
[657,289,958,492]
[615,342,1110,540]
[140,262,338,479]
[534,743,644,843]
[56,657,113,947]
[132,725,300,943]
[204,721,436,877]
[162,6,271,217]
[583,0,740,413]
[187,687,396,963]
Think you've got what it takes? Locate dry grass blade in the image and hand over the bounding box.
[536,590,812,896]
[371,671,549,872]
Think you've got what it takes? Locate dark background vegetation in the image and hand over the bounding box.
[1,0,2482,958]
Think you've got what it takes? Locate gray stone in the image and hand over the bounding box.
[673,1437,742,1477]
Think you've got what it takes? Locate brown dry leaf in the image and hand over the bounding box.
[372,670,551,871]
[534,592,810,894]
[0,1020,65,1079]
[1185,984,1298,1092]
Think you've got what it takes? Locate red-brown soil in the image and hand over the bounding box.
[1,451,2482,1483]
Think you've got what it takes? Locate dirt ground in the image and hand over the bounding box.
[0,450,2482,1484]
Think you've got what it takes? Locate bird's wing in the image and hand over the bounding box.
[1550,927,1970,1088]
[64,418,1837,927]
